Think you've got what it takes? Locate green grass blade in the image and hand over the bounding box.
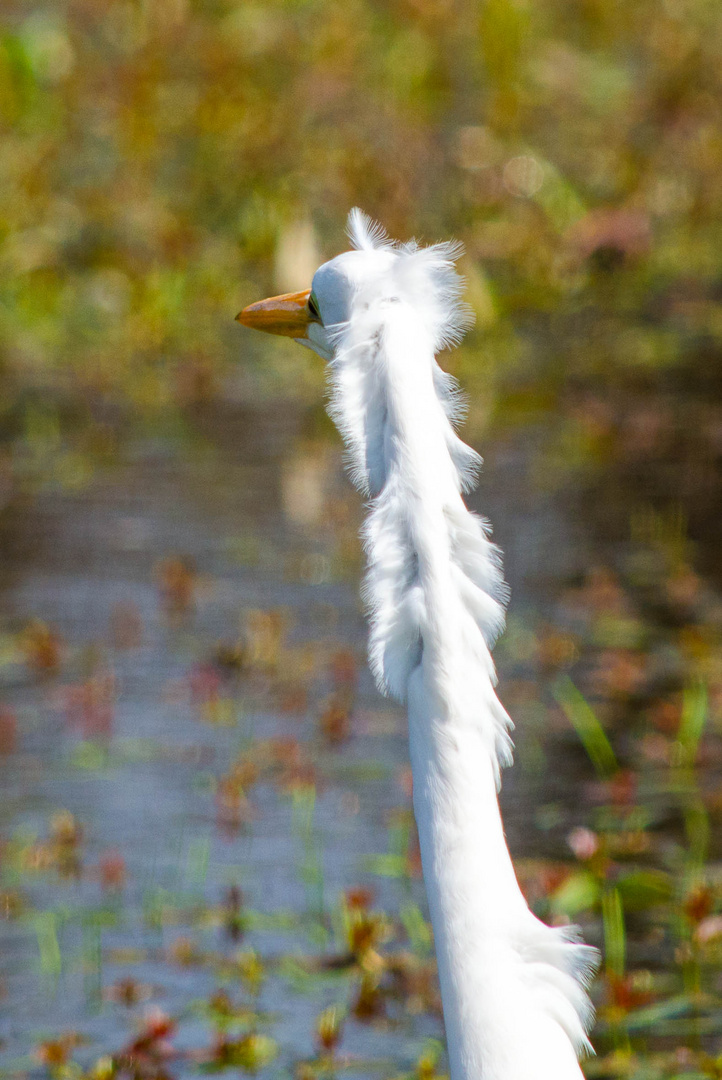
[553,676,618,779]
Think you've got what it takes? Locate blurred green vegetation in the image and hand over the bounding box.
[2,0,722,494]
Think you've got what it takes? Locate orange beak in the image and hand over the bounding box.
[236,288,312,338]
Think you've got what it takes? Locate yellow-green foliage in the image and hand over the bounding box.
[1,0,722,439]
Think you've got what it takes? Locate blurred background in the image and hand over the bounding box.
[2,1,722,1078]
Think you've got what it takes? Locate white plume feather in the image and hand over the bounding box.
[324,211,598,1080]
[347,206,395,252]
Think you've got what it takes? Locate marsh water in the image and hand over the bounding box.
[1,398,720,1079]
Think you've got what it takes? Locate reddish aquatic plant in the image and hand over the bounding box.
[22,620,62,675]
[50,810,83,878]
[113,1008,177,1080]
[98,849,126,892]
[35,1032,85,1070]
[103,978,154,1007]
[606,972,654,1012]
[62,670,116,739]
[156,557,196,623]
[329,648,358,690]
[166,936,204,967]
[346,886,375,910]
[215,769,254,835]
[315,1004,345,1054]
[318,692,352,745]
[684,884,714,926]
[0,707,17,754]
[189,662,222,707]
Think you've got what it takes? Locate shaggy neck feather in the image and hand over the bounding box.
[325,218,597,1080]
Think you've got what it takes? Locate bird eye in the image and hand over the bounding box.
[308,293,321,321]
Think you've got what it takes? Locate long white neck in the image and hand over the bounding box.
[328,264,596,1079]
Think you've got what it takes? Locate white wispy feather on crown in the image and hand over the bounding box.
[347,206,475,350]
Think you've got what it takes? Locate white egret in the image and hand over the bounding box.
[237,210,598,1080]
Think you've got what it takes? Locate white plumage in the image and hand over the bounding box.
[238,210,598,1080]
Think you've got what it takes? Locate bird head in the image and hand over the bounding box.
[237,209,471,361]
[236,220,396,361]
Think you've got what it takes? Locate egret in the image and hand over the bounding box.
[237,210,598,1080]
